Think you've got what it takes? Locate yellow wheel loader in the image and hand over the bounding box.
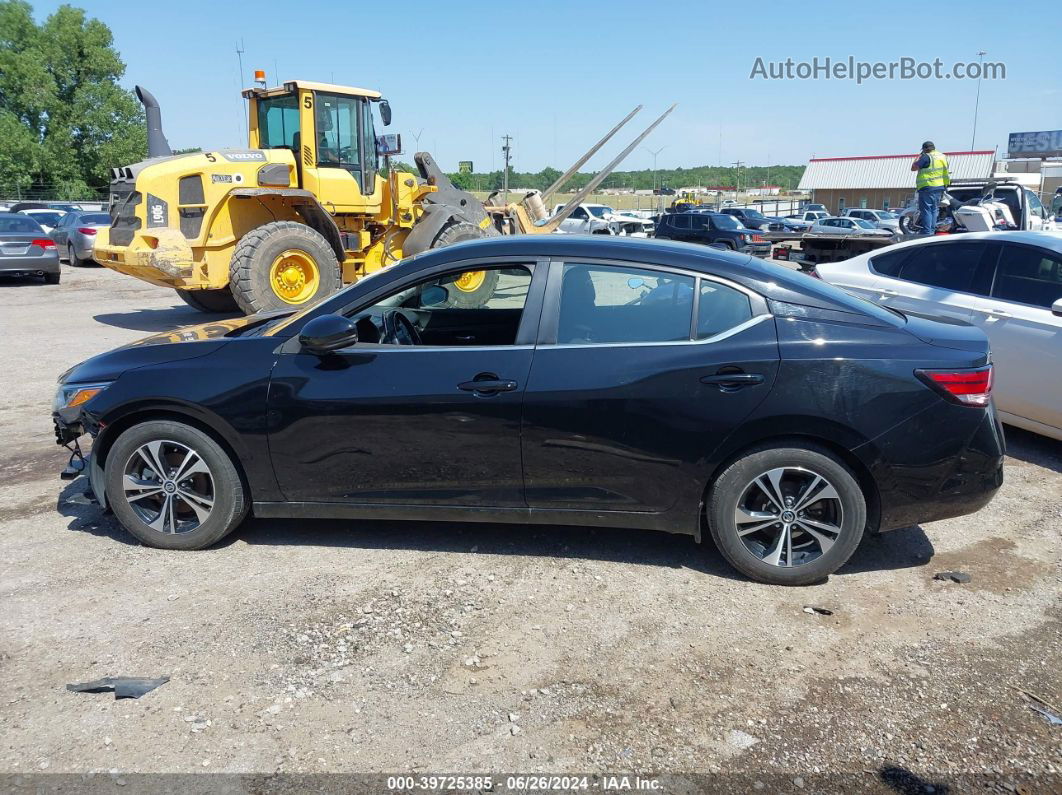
[94,80,674,315]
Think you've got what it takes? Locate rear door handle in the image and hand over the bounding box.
[700,373,765,390]
[458,378,517,394]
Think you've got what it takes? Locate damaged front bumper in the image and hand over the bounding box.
[53,413,107,509]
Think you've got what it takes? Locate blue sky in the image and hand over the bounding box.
[33,0,1062,172]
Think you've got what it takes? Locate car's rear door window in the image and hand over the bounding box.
[897,242,992,294]
[555,263,694,344]
[990,244,1062,308]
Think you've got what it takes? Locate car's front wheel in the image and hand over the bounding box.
[706,444,866,585]
[104,420,247,550]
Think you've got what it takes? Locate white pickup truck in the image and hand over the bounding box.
[551,203,654,237]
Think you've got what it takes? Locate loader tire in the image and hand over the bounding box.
[429,221,498,308]
[229,221,341,315]
[176,287,239,313]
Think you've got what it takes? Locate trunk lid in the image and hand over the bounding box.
[900,309,991,354]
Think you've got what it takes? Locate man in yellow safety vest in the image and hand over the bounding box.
[910,141,950,233]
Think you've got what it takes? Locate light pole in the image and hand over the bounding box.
[970,51,986,150]
[645,146,666,211]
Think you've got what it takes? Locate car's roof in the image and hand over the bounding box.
[400,235,896,317]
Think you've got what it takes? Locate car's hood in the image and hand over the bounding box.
[60,313,281,385]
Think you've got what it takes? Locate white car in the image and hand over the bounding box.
[17,208,66,234]
[551,203,653,237]
[842,208,901,233]
[816,231,1062,440]
[809,217,895,239]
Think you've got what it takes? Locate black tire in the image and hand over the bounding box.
[43,271,60,285]
[706,443,866,586]
[104,420,248,550]
[898,214,919,235]
[430,221,498,308]
[69,244,90,267]
[228,221,341,315]
[176,287,239,313]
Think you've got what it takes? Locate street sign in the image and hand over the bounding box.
[1007,130,1062,159]
[458,161,473,174]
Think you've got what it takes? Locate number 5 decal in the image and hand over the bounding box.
[303,95,312,109]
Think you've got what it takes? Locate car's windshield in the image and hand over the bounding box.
[876,211,897,219]
[80,213,111,225]
[588,206,613,218]
[853,219,877,229]
[743,209,766,219]
[712,214,742,229]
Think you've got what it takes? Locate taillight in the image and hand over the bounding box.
[31,238,56,249]
[916,365,993,406]
[78,227,98,235]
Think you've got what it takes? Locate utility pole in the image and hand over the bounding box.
[732,161,745,196]
[411,129,424,153]
[501,134,513,205]
[970,50,987,151]
[645,145,666,212]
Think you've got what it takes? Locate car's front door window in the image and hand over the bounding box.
[897,242,991,294]
[347,265,533,347]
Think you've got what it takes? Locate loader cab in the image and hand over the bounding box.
[245,80,388,214]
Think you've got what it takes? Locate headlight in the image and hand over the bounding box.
[54,382,111,411]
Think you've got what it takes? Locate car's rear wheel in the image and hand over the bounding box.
[104,420,247,550]
[68,244,91,267]
[706,444,866,585]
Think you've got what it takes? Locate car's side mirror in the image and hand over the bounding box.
[1052,298,1062,318]
[299,314,358,354]
[627,277,645,289]
[420,285,449,307]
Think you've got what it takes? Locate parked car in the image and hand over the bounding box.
[718,207,773,231]
[0,212,60,284]
[784,210,828,228]
[50,210,110,266]
[17,208,66,234]
[815,231,1062,440]
[551,203,654,237]
[53,236,1003,585]
[842,208,900,233]
[653,212,772,257]
[809,217,895,239]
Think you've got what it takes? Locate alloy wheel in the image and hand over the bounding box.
[734,466,844,568]
[122,440,215,535]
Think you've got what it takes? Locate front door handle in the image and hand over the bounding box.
[700,372,765,390]
[458,376,517,394]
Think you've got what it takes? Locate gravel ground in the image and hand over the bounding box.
[0,264,1059,791]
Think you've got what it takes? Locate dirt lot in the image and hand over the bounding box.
[1,264,1060,790]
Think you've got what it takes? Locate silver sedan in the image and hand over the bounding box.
[808,217,895,238]
[0,212,61,284]
[51,210,111,267]
[815,231,1062,440]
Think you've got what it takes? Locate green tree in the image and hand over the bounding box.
[0,1,146,198]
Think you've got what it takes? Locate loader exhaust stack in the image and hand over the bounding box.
[135,85,172,158]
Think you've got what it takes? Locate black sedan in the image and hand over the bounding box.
[53,236,1004,585]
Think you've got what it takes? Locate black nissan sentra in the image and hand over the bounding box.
[53,236,1004,585]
